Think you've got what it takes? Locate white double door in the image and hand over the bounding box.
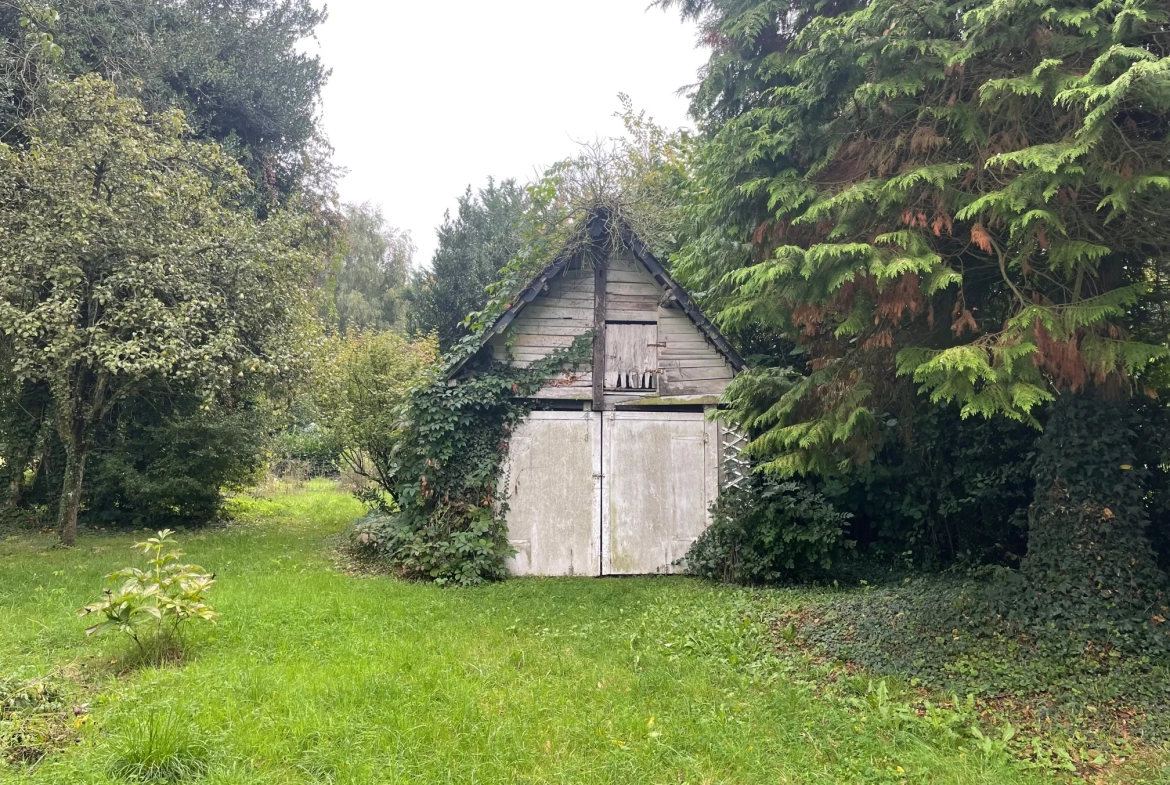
[503,410,719,576]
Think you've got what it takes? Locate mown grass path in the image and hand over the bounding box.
[1,483,1051,784]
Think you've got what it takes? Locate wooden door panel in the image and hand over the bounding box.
[601,412,717,575]
[502,411,601,576]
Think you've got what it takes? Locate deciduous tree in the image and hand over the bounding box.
[0,0,329,200]
[0,76,314,544]
[325,203,412,336]
[313,330,437,496]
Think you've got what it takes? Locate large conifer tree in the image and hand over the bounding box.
[663,0,1170,634]
[663,0,1169,466]
[409,180,526,351]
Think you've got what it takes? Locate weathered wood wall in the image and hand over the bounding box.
[605,323,658,391]
[601,410,720,574]
[486,250,736,401]
[605,254,659,321]
[501,411,601,576]
[656,307,734,396]
[605,254,734,397]
[487,264,594,399]
[501,409,720,576]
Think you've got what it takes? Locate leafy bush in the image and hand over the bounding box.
[685,479,853,584]
[1131,396,1170,572]
[313,330,438,491]
[268,422,339,478]
[817,404,1038,571]
[0,377,56,519]
[78,530,218,660]
[2,380,272,532]
[351,507,511,585]
[86,393,269,529]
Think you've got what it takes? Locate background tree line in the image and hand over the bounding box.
[0,0,439,541]
[0,0,669,544]
[0,0,335,544]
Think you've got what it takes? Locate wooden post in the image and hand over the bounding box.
[592,252,607,411]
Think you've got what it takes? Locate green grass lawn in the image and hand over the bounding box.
[0,481,1111,783]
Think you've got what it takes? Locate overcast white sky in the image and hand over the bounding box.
[311,1,707,266]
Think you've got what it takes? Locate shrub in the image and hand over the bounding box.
[86,395,269,529]
[313,330,438,492]
[5,385,272,532]
[350,506,511,586]
[685,479,853,584]
[0,380,54,516]
[78,530,218,660]
[268,422,340,480]
[1132,396,1170,572]
[816,403,1038,571]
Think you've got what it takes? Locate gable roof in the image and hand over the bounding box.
[450,212,746,377]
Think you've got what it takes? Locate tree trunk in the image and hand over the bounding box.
[4,472,21,511]
[52,367,109,547]
[1019,393,1168,652]
[56,442,86,547]
[54,390,90,547]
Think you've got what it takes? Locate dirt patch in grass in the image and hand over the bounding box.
[0,672,88,768]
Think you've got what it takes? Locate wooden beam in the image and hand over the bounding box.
[592,254,607,411]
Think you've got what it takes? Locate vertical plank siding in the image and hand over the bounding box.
[502,411,601,576]
[604,323,658,391]
[600,411,719,574]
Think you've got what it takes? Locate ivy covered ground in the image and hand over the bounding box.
[0,482,1163,784]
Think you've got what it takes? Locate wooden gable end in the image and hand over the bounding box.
[485,263,595,399]
[603,254,734,399]
[485,250,736,402]
[655,306,735,395]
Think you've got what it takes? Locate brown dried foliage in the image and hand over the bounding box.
[1032,320,1089,392]
[876,274,924,325]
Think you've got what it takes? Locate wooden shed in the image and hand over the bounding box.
[455,213,747,576]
